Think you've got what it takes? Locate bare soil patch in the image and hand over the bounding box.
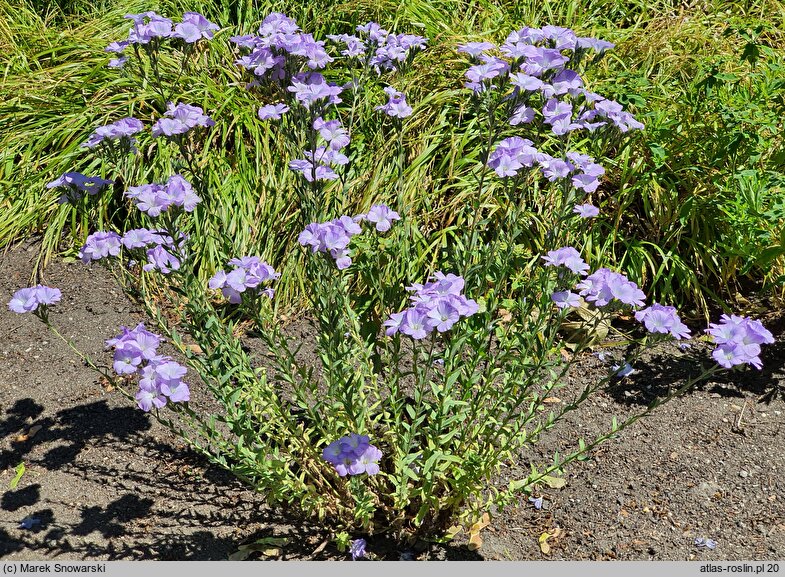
[1,242,783,561]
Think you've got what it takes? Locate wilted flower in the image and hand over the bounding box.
[19,517,41,530]
[694,537,717,550]
[528,496,544,510]
[349,539,367,560]
[613,362,636,378]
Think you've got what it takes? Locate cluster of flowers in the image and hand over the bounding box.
[80,228,186,274]
[577,268,647,309]
[489,138,606,192]
[321,434,382,476]
[231,12,332,80]
[384,272,479,339]
[288,116,350,182]
[82,117,144,150]
[375,86,413,118]
[544,246,677,326]
[233,14,421,126]
[286,73,344,109]
[8,286,61,314]
[327,21,426,73]
[298,205,400,269]
[545,246,776,368]
[81,102,211,156]
[46,172,113,204]
[105,11,219,68]
[208,257,279,303]
[106,324,190,411]
[152,102,215,137]
[125,174,201,217]
[459,26,643,135]
[299,216,362,270]
[706,314,774,370]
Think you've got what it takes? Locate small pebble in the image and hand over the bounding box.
[739,470,749,478]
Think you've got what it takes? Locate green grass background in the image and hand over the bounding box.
[1,0,783,317]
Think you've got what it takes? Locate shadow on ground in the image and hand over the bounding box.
[0,397,482,561]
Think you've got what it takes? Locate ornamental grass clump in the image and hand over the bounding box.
[8,12,777,548]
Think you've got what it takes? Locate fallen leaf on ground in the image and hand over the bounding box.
[468,531,483,551]
[229,537,289,560]
[15,425,42,442]
[467,513,491,551]
[540,474,566,489]
[538,527,563,555]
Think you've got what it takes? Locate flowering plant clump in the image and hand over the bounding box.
[19,12,777,550]
[209,257,279,303]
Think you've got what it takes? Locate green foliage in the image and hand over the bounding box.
[3,0,785,314]
[585,8,785,312]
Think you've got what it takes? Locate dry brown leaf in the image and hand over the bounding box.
[15,425,42,442]
[472,512,490,532]
[542,397,561,404]
[186,343,203,354]
[467,532,483,551]
[498,309,513,323]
